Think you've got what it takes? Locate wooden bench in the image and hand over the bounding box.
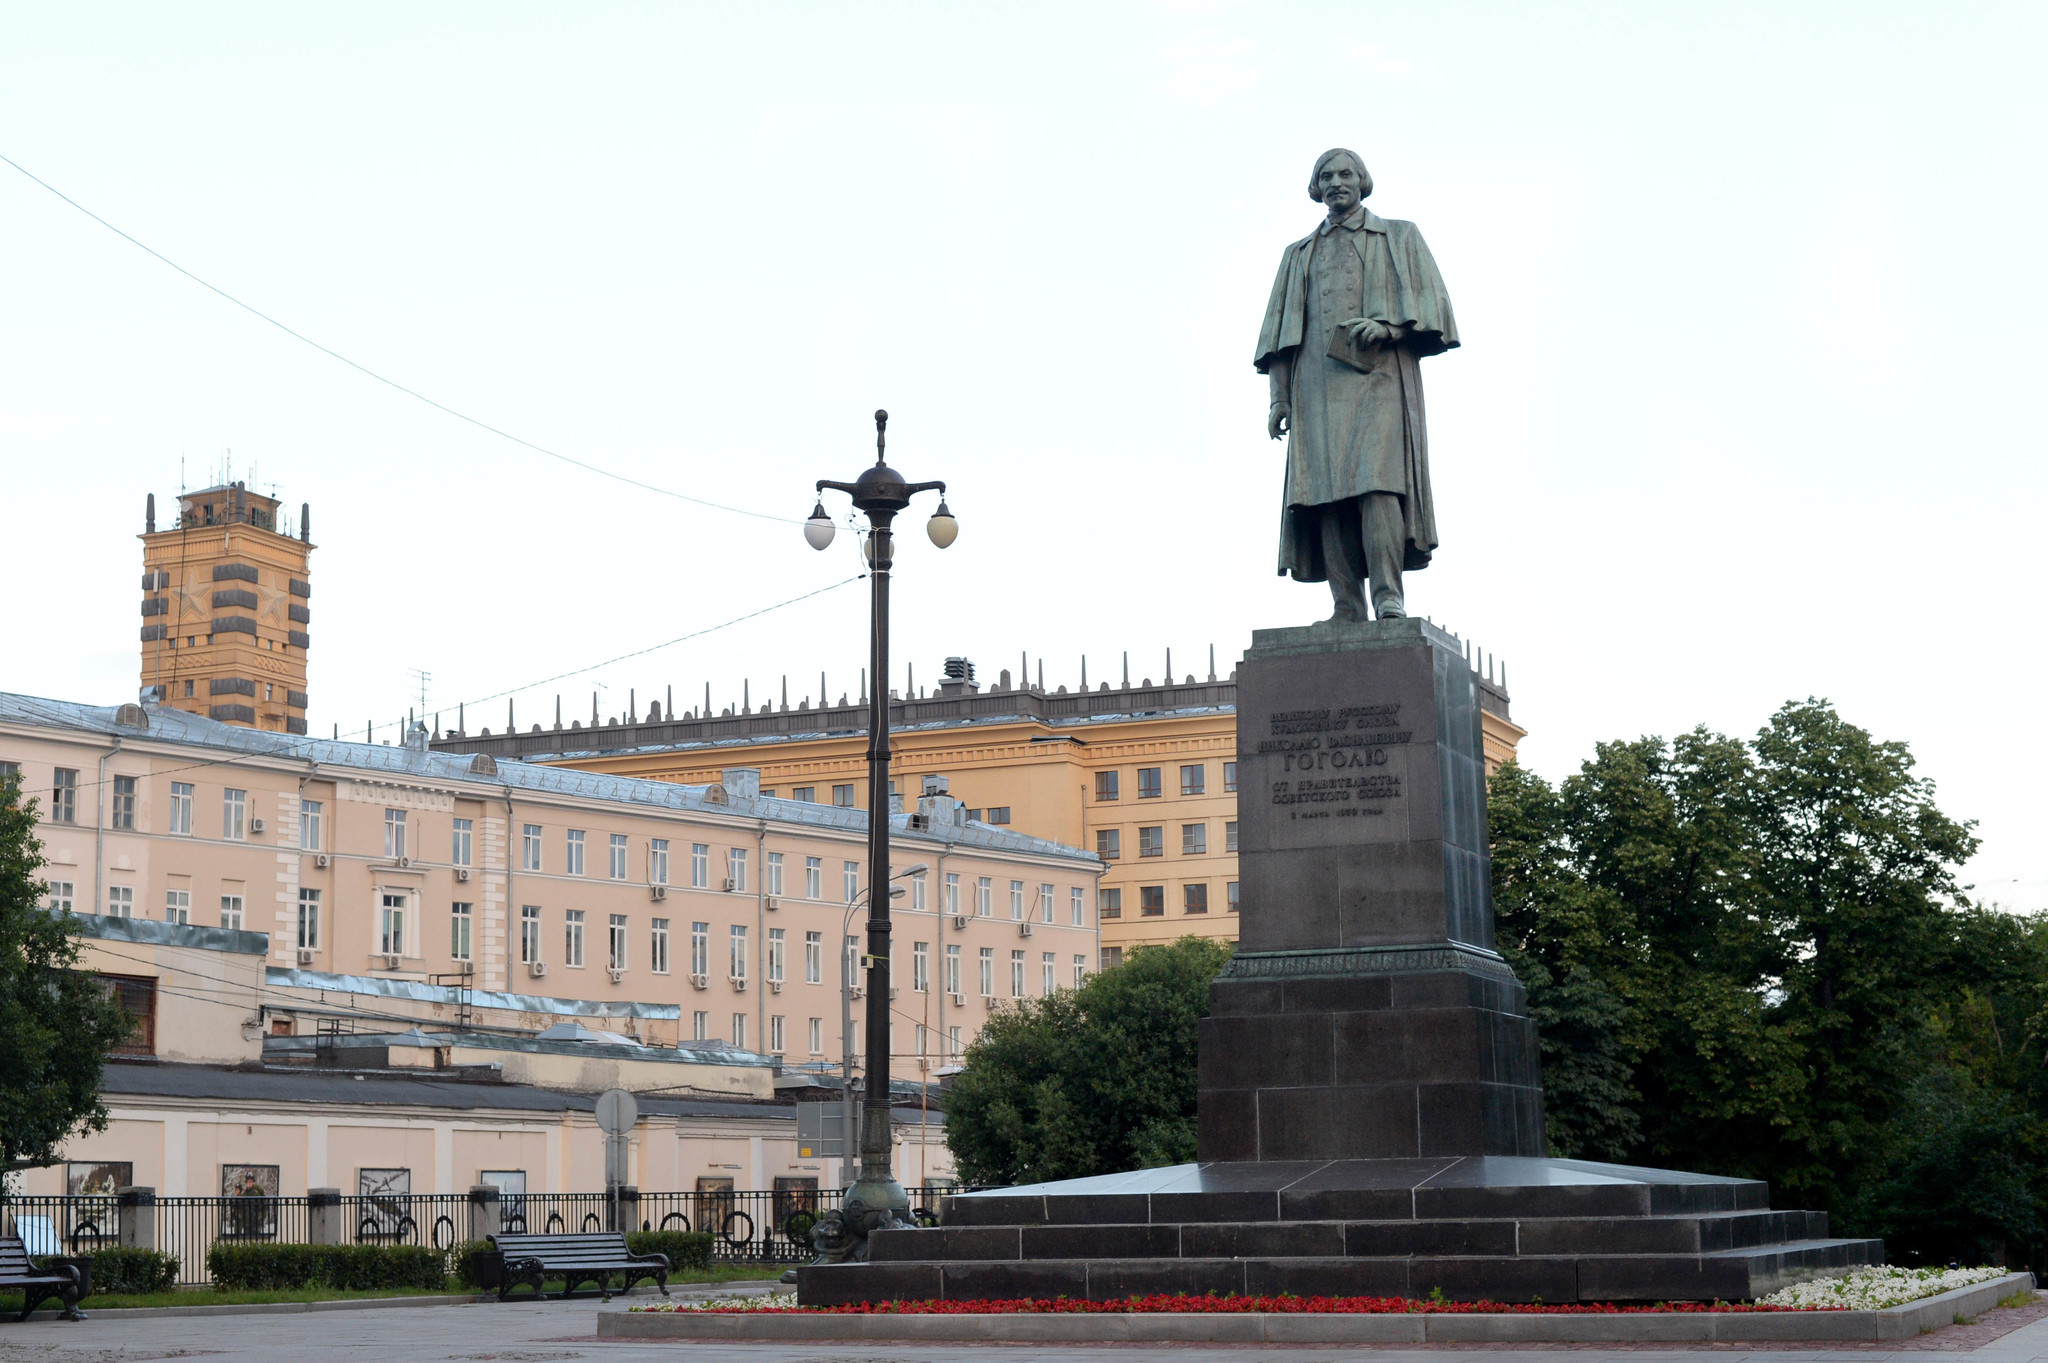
[1,1236,85,1321]
[486,1231,669,1302]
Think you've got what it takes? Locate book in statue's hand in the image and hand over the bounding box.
[1329,324,1382,373]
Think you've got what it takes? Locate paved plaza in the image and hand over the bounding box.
[5,1296,2048,1363]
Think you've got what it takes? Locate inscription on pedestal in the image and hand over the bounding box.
[1252,703,1416,849]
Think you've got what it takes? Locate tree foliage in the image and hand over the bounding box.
[1497,698,2046,1265]
[944,937,1232,1186]
[0,772,135,1173]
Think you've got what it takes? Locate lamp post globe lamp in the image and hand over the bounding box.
[807,409,954,1253]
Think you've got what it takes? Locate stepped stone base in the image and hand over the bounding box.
[798,1157,1882,1306]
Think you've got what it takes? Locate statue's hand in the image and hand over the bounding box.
[1345,318,1393,348]
[1267,402,1291,440]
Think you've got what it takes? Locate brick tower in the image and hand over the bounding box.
[138,482,314,733]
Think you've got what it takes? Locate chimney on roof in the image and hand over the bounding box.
[146,493,156,533]
[720,767,761,800]
[404,721,429,754]
[937,657,978,696]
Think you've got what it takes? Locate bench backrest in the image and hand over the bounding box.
[490,1231,636,1264]
[0,1235,48,1279]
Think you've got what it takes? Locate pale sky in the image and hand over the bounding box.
[4,2,2043,910]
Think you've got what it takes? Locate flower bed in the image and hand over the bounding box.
[1757,1265,2010,1310]
[636,1291,1830,1315]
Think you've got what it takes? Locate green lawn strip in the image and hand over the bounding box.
[2,1267,787,1312]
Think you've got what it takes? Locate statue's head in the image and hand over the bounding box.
[1308,148,1372,213]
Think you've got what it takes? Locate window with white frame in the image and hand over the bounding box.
[728,848,747,892]
[520,905,541,963]
[767,852,784,896]
[384,808,408,860]
[223,788,247,840]
[164,888,190,925]
[915,1022,928,1058]
[768,927,785,983]
[1009,880,1025,920]
[107,885,134,917]
[808,1017,823,1054]
[944,872,960,915]
[731,1013,747,1048]
[301,798,324,851]
[1072,953,1087,988]
[691,844,708,888]
[650,918,670,973]
[948,1025,962,1058]
[609,833,628,880]
[1039,883,1055,923]
[805,857,822,899]
[944,944,961,995]
[770,1014,785,1055]
[912,872,927,912]
[913,941,929,992]
[565,829,585,876]
[451,817,472,866]
[843,861,859,903]
[521,824,542,872]
[693,1011,707,1041]
[107,775,134,830]
[297,888,320,950]
[1010,949,1025,997]
[1070,886,1085,926]
[649,838,669,885]
[380,893,407,957]
[44,880,75,912]
[169,782,193,835]
[608,914,628,971]
[691,922,709,977]
[805,930,822,984]
[50,768,78,824]
[978,946,994,996]
[564,910,585,967]
[1042,951,1056,995]
[452,902,473,961]
[219,894,243,930]
[976,877,992,917]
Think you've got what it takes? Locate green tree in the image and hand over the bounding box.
[0,773,135,1173]
[945,936,1231,1185]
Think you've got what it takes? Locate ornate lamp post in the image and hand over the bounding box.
[806,410,956,1253]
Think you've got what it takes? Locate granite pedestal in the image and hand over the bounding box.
[801,621,1882,1305]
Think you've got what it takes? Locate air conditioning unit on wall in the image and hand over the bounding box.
[1018,923,1034,938]
[251,817,267,834]
[607,968,625,984]
[381,953,402,970]
[689,973,708,989]
[313,854,330,869]
[454,867,470,883]
[650,885,667,901]
[722,877,736,892]
[527,961,548,978]
[296,948,317,966]
[950,993,965,1008]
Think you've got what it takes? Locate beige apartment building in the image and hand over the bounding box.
[433,652,1523,961]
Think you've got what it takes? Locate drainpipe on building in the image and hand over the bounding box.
[755,818,768,1059]
[294,760,318,965]
[503,786,518,991]
[93,739,121,918]
[934,841,953,1071]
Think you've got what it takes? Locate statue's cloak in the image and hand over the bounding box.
[1255,210,1459,580]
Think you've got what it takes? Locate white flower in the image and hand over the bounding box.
[631,1290,799,1312]
[1757,1265,2006,1310]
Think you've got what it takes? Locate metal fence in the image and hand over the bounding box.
[2,1187,973,1285]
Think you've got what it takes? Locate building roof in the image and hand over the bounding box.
[0,691,1096,864]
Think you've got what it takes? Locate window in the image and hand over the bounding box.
[693,1011,708,1041]
[219,894,243,930]
[944,943,961,995]
[792,786,815,803]
[522,824,542,872]
[805,931,822,984]
[44,880,75,912]
[1184,883,1209,914]
[805,857,822,899]
[767,852,784,897]
[1095,771,1119,802]
[914,1023,927,1058]
[1228,880,1241,913]
[299,799,324,851]
[1073,954,1088,988]
[0,761,15,786]
[1182,823,1207,856]
[452,903,473,960]
[1039,883,1055,923]
[770,1014,786,1055]
[1010,949,1025,997]
[986,806,1011,825]
[609,914,628,971]
[808,1017,823,1054]
[649,839,670,885]
[978,947,994,996]
[1101,946,1124,970]
[110,776,136,829]
[1225,821,1239,853]
[384,808,408,860]
[729,925,748,981]
[843,861,859,903]
[609,834,628,880]
[912,872,927,912]
[297,888,320,950]
[223,788,247,840]
[51,768,78,824]
[691,844,709,888]
[1096,828,1120,860]
[520,906,541,964]
[1041,952,1056,995]
[164,889,190,925]
[948,1025,962,1058]
[1009,880,1025,920]
[768,927,785,983]
[1137,767,1163,799]
[1070,886,1085,926]
[380,893,407,956]
[691,922,710,977]
[1138,826,1164,858]
[1140,885,1166,916]
[651,919,670,973]
[976,877,992,917]
[565,830,585,876]
[944,872,960,914]
[1099,887,1123,919]
[107,885,134,917]
[1181,764,1206,796]
[564,910,585,967]
[727,847,747,892]
[912,941,929,992]
[1224,761,1238,793]
[832,784,855,807]
[169,782,193,835]
[731,1014,746,1049]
